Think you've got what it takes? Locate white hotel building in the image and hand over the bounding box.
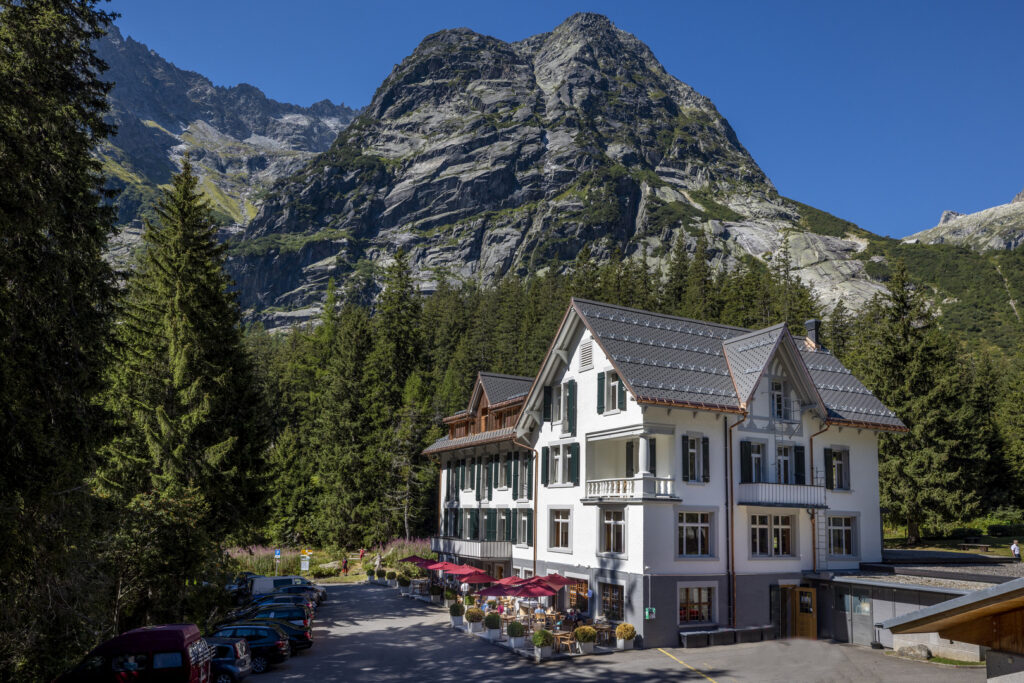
[427,299,905,648]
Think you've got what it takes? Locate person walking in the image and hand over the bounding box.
[342,558,349,576]
[359,547,365,561]
[1012,540,1021,562]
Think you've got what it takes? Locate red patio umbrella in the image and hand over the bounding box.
[477,584,515,597]
[445,564,479,575]
[459,571,496,584]
[398,555,431,566]
[541,573,573,588]
[494,575,526,586]
[507,582,557,597]
[423,560,451,571]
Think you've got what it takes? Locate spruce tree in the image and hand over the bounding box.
[683,234,714,320]
[662,233,690,314]
[826,299,852,357]
[0,1,117,676]
[98,158,267,624]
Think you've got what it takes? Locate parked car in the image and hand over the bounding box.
[207,624,289,675]
[57,623,213,682]
[251,593,316,613]
[225,601,312,626]
[223,619,312,655]
[205,636,251,683]
[247,576,325,601]
[245,606,311,629]
[271,585,322,604]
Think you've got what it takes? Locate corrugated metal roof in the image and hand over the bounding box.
[422,427,517,455]
[478,373,532,405]
[574,299,905,431]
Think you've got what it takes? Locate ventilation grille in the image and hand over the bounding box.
[579,341,593,370]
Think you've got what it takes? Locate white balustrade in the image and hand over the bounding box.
[584,477,674,499]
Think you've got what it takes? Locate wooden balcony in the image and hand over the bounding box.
[582,476,678,503]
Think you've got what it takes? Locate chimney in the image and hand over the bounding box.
[805,319,821,348]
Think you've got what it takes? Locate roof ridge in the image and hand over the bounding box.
[478,372,533,381]
[722,322,788,346]
[571,298,751,334]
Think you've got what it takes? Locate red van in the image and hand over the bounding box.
[57,624,213,682]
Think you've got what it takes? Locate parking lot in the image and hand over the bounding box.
[261,582,984,682]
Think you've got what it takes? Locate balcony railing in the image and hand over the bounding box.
[584,477,675,500]
[429,536,512,560]
[737,481,826,508]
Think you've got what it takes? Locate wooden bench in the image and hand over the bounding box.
[957,543,990,552]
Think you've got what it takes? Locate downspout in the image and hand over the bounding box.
[808,422,831,573]
[727,411,747,628]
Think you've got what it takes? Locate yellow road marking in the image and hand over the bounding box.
[658,648,719,683]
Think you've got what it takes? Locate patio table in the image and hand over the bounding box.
[553,631,573,654]
[593,623,614,646]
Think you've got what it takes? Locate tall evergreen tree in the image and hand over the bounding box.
[683,234,714,319]
[98,158,267,625]
[825,299,852,358]
[661,233,690,314]
[0,1,117,676]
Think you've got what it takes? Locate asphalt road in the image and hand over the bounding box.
[259,582,984,683]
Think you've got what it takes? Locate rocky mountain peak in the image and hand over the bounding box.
[1013,187,1024,204]
[939,210,963,224]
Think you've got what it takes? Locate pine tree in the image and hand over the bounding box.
[683,234,714,320]
[826,299,852,357]
[0,1,117,676]
[661,233,690,314]
[98,158,267,625]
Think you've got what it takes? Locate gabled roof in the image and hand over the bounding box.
[516,298,906,434]
[422,427,517,456]
[478,372,533,406]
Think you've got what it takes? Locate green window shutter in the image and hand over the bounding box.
[488,457,494,499]
[681,437,690,481]
[527,455,534,501]
[794,445,806,485]
[472,510,480,539]
[512,452,520,499]
[626,441,635,478]
[569,443,580,485]
[567,379,577,436]
[740,441,752,483]
[541,447,550,486]
[475,458,481,501]
[526,509,534,546]
[543,386,552,422]
[824,448,834,489]
[486,510,496,541]
[702,436,710,483]
[597,372,605,414]
[505,454,512,487]
[511,509,519,544]
[649,438,657,476]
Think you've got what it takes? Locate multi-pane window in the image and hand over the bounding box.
[549,445,569,484]
[771,380,786,419]
[776,446,793,484]
[550,509,571,549]
[678,512,712,556]
[686,438,699,481]
[497,455,506,488]
[551,385,562,423]
[607,372,621,410]
[829,516,855,556]
[497,509,509,542]
[828,449,851,490]
[751,514,794,557]
[560,384,571,433]
[602,509,625,554]
[750,443,764,483]
[600,583,624,621]
[679,587,713,623]
[518,512,530,544]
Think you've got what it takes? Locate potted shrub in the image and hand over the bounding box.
[429,584,443,604]
[386,570,397,587]
[507,621,526,649]
[532,629,554,660]
[398,575,411,596]
[486,599,497,610]
[465,607,485,633]
[574,625,597,654]
[615,623,636,650]
[375,569,386,583]
[449,601,466,628]
[484,612,502,641]
[444,588,457,608]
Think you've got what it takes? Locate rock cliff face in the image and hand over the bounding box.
[904,191,1024,251]
[228,13,885,325]
[96,26,357,265]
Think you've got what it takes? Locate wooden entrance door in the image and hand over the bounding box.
[791,587,817,639]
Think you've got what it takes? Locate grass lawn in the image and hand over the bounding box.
[928,656,986,667]
[884,528,1017,559]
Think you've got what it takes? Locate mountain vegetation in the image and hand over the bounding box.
[4,3,1024,679]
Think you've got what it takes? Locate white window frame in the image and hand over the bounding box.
[605,371,621,414]
[677,510,714,558]
[551,385,562,424]
[776,445,793,484]
[599,507,626,556]
[750,513,796,558]
[677,582,717,626]
[750,443,765,483]
[828,513,858,558]
[830,448,851,491]
[771,380,786,420]
[516,509,530,546]
[549,444,571,485]
[497,509,508,542]
[549,508,572,552]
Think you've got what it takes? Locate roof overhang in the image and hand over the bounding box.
[880,578,1024,635]
[514,305,580,442]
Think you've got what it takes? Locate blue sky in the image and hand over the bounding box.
[105,0,1023,239]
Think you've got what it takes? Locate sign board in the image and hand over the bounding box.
[300,555,310,572]
[644,607,656,620]
[274,549,281,559]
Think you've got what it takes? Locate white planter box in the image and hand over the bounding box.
[534,645,552,661]
[618,638,634,650]
[450,616,463,628]
[400,586,410,595]
[467,621,483,633]
[388,579,397,588]
[579,641,594,654]
[486,628,501,641]
[509,636,525,649]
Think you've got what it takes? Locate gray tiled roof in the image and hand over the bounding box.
[479,372,533,405]
[574,299,905,430]
[422,427,517,455]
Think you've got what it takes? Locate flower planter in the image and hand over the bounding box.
[400,586,410,596]
[534,645,552,661]
[467,621,483,633]
[617,638,634,650]
[579,641,595,654]
[486,628,501,641]
[388,579,397,588]
[450,616,463,628]
[509,636,525,649]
